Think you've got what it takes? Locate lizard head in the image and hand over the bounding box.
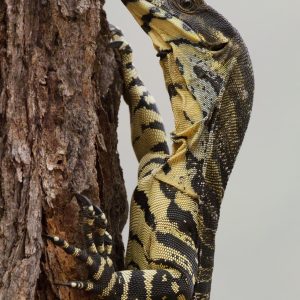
[122,0,254,138]
[122,0,233,53]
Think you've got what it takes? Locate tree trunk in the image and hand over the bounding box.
[0,1,127,299]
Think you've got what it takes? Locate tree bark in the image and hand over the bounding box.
[0,1,127,299]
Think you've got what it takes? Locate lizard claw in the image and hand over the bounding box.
[108,23,132,52]
[74,193,92,207]
[43,234,60,243]
[55,280,99,292]
[109,23,123,37]
[74,193,104,217]
[54,281,74,287]
[109,41,126,49]
[43,194,115,294]
[55,281,83,288]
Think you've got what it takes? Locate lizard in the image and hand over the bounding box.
[45,0,254,299]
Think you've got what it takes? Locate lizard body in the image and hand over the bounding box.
[46,0,254,299]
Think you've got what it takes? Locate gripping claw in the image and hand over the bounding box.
[44,193,114,294]
[109,41,125,49]
[43,234,60,243]
[54,281,72,287]
[74,193,92,208]
[109,23,123,36]
[55,281,86,289]
[74,193,104,216]
[108,23,132,53]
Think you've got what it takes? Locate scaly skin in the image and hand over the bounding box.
[46,1,254,299]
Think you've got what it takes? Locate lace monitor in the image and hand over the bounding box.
[46,0,254,299]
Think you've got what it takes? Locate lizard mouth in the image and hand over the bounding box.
[155,41,228,60]
[199,41,228,52]
[155,40,228,62]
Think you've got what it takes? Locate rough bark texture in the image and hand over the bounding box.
[0,1,127,299]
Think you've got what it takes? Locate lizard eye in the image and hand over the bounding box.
[177,0,197,12]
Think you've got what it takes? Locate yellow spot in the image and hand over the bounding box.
[86,257,94,266]
[63,241,69,249]
[86,219,93,226]
[86,282,94,291]
[89,245,97,253]
[98,245,105,254]
[73,248,80,257]
[171,281,180,293]
[107,258,113,267]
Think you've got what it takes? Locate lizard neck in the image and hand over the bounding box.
[160,54,204,144]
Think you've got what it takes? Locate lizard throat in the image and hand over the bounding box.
[159,52,203,141]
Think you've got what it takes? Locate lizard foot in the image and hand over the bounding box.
[45,194,116,295]
[109,23,132,53]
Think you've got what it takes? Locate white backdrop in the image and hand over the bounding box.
[105,1,300,299]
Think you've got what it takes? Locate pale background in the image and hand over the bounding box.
[105,1,300,299]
